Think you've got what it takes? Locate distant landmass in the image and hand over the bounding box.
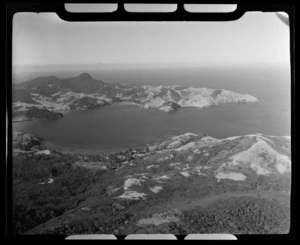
[12,131,290,235]
[12,73,259,121]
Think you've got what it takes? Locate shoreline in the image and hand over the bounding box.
[44,141,135,156]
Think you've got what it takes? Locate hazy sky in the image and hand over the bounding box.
[12,11,290,67]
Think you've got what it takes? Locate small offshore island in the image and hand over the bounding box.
[12,73,259,121]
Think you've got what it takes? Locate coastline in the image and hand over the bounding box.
[44,141,131,156]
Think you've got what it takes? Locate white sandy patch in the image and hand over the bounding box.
[216,172,246,182]
[35,150,51,155]
[155,175,170,181]
[276,162,289,174]
[180,171,190,177]
[170,162,181,167]
[146,165,159,169]
[123,177,145,190]
[137,209,180,226]
[149,186,163,193]
[118,190,147,200]
[118,176,148,200]
[38,178,54,185]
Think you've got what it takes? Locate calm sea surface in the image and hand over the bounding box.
[13,65,291,154]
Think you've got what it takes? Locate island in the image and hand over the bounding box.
[12,73,259,121]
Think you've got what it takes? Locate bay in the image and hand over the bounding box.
[13,65,291,155]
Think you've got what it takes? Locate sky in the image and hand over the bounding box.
[12,11,290,68]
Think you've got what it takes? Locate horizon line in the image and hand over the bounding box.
[13,61,289,67]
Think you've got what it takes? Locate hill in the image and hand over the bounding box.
[12,132,291,235]
[18,73,107,95]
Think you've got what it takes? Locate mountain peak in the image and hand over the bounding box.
[78,73,93,80]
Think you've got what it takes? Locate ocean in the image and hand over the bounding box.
[12,65,291,155]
